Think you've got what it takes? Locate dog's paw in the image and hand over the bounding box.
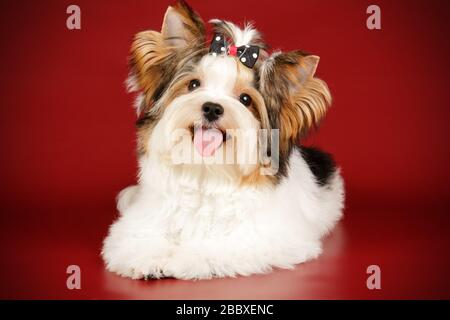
[102,233,173,280]
[163,252,218,280]
[105,259,168,280]
[143,271,168,281]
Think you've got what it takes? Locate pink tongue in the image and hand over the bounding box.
[193,128,223,157]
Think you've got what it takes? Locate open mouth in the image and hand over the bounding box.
[190,125,228,157]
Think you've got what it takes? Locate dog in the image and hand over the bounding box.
[102,1,344,280]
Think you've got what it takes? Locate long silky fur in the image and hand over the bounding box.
[102,1,344,281]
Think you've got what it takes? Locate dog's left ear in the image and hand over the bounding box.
[260,51,331,144]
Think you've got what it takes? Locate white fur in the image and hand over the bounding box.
[102,52,344,280]
[151,55,261,176]
[102,147,344,280]
[209,19,260,47]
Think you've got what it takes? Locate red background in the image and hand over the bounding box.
[0,0,449,299]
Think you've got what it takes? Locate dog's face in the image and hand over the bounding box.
[128,2,331,185]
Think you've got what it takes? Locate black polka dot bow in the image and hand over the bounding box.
[209,33,260,68]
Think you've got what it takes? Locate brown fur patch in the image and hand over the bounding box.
[130,31,176,107]
[136,114,158,156]
[167,1,206,44]
[129,1,206,115]
[234,61,270,130]
[239,166,277,187]
[131,1,208,155]
[259,51,331,155]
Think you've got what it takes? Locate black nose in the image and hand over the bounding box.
[202,102,224,122]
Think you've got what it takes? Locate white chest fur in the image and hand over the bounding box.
[102,149,344,279]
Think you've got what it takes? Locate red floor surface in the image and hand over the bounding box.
[1,205,449,299]
[0,0,449,299]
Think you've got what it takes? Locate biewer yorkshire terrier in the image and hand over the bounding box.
[102,1,344,280]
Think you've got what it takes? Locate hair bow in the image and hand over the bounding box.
[209,33,260,68]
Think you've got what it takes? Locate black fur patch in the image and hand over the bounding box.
[299,146,336,186]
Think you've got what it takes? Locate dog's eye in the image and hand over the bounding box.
[188,79,201,91]
[239,93,252,107]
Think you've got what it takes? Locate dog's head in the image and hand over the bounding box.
[128,1,331,185]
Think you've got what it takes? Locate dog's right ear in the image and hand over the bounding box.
[161,2,205,47]
[128,2,205,114]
